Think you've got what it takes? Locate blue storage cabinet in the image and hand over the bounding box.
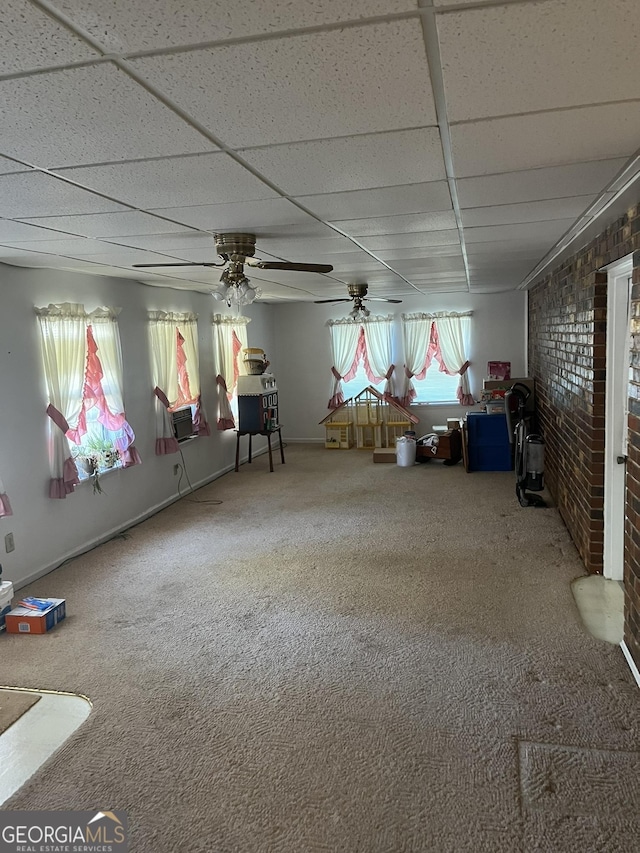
[466,413,512,471]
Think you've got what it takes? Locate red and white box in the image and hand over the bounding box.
[5,598,66,634]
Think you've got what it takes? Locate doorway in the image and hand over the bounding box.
[603,255,633,581]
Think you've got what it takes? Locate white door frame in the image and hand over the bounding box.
[603,255,633,580]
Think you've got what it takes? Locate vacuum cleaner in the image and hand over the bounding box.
[504,382,546,508]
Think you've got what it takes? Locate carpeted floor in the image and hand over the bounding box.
[1,444,638,852]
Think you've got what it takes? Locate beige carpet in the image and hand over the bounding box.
[1,444,638,852]
[0,689,40,734]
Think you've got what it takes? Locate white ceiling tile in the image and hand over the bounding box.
[438,0,640,121]
[360,230,461,251]
[130,21,436,148]
[0,64,215,168]
[0,237,124,256]
[0,157,31,176]
[149,199,316,232]
[295,182,452,220]
[375,245,463,261]
[56,153,277,208]
[0,248,76,265]
[103,232,213,252]
[466,241,552,257]
[0,219,80,242]
[0,172,128,218]
[19,211,189,238]
[387,256,466,272]
[55,0,416,52]
[464,219,577,245]
[461,196,594,228]
[312,251,381,266]
[0,0,100,74]
[457,159,628,208]
[254,236,357,258]
[333,211,458,237]
[240,129,445,196]
[450,103,640,177]
[56,246,192,265]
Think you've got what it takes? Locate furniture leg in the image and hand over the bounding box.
[235,432,240,472]
[267,432,274,472]
[248,433,252,463]
[278,428,285,464]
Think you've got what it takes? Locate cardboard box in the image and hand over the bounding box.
[0,581,14,632]
[373,448,396,463]
[5,598,66,634]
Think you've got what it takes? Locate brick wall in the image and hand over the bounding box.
[528,204,640,672]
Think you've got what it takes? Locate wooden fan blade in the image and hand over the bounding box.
[365,296,402,303]
[249,260,333,273]
[132,261,224,268]
[313,298,351,304]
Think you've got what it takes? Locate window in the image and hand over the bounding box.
[212,313,250,430]
[36,303,140,499]
[400,311,474,408]
[148,311,210,453]
[341,359,386,401]
[411,365,460,404]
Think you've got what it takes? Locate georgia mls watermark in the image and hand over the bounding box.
[0,811,127,853]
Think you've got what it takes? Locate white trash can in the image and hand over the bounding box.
[396,436,416,467]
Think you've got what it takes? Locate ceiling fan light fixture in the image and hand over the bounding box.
[212,268,261,307]
[349,303,370,320]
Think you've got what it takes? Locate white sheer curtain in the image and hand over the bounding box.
[432,312,474,405]
[36,303,86,497]
[90,308,142,466]
[178,314,210,436]
[148,311,180,454]
[327,319,361,408]
[0,475,12,517]
[362,315,395,398]
[213,313,250,430]
[400,313,434,407]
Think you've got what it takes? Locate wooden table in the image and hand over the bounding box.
[235,426,285,473]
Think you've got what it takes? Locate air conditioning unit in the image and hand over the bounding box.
[171,407,193,442]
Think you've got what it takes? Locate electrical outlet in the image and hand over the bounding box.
[5,532,15,553]
[173,464,180,476]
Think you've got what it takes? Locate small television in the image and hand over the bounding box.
[171,407,194,442]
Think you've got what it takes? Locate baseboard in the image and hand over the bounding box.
[280,437,324,444]
[12,459,238,592]
[620,642,640,688]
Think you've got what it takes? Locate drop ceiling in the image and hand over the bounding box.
[0,0,638,302]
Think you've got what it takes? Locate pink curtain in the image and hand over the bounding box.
[69,326,142,467]
[216,376,235,431]
[154,387,180,455]
[0,476,13,517]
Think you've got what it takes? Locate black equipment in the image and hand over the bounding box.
[504,382,546,508]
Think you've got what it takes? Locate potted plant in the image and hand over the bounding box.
[71,436,121,494]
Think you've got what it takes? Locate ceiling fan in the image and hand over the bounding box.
[314,282,402,318]
[133,232,334,306]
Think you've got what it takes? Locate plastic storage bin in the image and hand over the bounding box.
[466,413,512,471]
[0,580,14,632]
[396,436,416,467]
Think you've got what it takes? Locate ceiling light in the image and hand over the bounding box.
[349,304,370,321]
[211,268,261,307]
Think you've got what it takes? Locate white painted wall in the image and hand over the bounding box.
[0,262,275,589]
[0,262,525,590]
[272,289,527,439]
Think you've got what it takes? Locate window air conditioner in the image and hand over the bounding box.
[171,407,193,442]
